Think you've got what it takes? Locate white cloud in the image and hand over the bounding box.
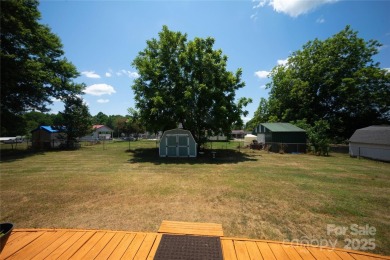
[105,72,112,77]
[119,69,140,78]
[253,0,339,17]
[260,85,267,89]
[83,84,116,96]
[384,68,390,74]
[254,70,270,79]
[97,99,110,103]
[277,58,288,66]
[81,71,101,79]
[250,13,258,21]
[316,17,325,23]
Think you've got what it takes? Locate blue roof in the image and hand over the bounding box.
[31,126,65,133]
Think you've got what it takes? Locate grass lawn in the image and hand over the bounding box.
[1,140,389,255]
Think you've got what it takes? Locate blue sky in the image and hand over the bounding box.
[39,0,390,121]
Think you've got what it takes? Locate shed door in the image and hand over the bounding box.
[165,134,190,157]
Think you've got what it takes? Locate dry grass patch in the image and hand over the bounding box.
[1,140,389,255]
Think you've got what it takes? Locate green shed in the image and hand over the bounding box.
[253,123,307,153]
[159,128,197,157]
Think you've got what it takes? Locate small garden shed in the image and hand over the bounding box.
[31,126,66,149]
[253,122,307,153]
[159,128,197,157]
[349,125,390,162]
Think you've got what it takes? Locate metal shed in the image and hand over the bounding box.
[349,126,390,162]
[159,128,197,157]
[253,123,307,153]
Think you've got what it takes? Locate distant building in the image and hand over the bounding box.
[31,126,66,149]
[232,130,246,139]
[349,126,390,162]
[253,122,307,153]
[81,125,113,141]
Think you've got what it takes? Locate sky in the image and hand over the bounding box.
[38,0,390,121]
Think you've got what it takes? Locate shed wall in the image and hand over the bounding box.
[159,129,197,157]
[349,142,390,162]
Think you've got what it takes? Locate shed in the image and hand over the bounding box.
[349,126,390,162]
[31,126,66,149]
[232,130,246,139]
[253,123,306,153]
[159,128,197,157]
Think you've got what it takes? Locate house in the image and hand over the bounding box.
[159,128,197,157]
[81,125,113,141]
[253,122,307,153]
[232,130,246,139]
[349,125,390,162]
[31,126,66,149]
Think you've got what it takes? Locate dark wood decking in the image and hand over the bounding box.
[1,223,389,259]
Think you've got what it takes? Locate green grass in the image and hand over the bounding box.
[1,140,389,255]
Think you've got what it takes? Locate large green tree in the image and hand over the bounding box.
[267,26,390,140]
[1,0,84,136]
[60,95,92,147]
[132,26,251,143]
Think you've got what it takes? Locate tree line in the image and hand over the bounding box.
[2,1,389,149]
[16,110,144,139]
[246,25,389,145]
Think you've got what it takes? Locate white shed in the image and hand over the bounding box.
[349,126,390,162]
[159,128,197,157]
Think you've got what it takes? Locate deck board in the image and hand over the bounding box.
[158,220,224,236]
[121,232,146,259]
[96,232,126,259]
[245,241,264,260]
[1,228,390,260]
[107,233,136,259]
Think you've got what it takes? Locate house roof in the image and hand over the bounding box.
[232,130,246,134]
[261,123,306,132]
[349,126,390,145]
[92,125,114,131]
[31,126,65,133]
[92,125,105,130]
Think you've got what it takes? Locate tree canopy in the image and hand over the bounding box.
[1,0,84,135]
[60,95,92,146]
[266,26,390,140]
[132,26,251,143]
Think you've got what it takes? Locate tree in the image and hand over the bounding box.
[23,111,54,134]
[1,0,83,136]
[267,26,390,141]
[60,95,92,147]
[92,112,109,125]
[294,119,330,156]
[125,108,145,138]
[132,26,251,144]
[245,98,270,131]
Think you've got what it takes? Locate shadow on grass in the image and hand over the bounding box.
[126,148,259,165]
[0,146,81,163]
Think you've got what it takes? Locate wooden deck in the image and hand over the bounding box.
[1,223,389,259]
[158,220,224,237]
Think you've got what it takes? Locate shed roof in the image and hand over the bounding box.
[261,123,306,132]
[31,126,65,133]
[349,126,390,145]
[162,128,194,136]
